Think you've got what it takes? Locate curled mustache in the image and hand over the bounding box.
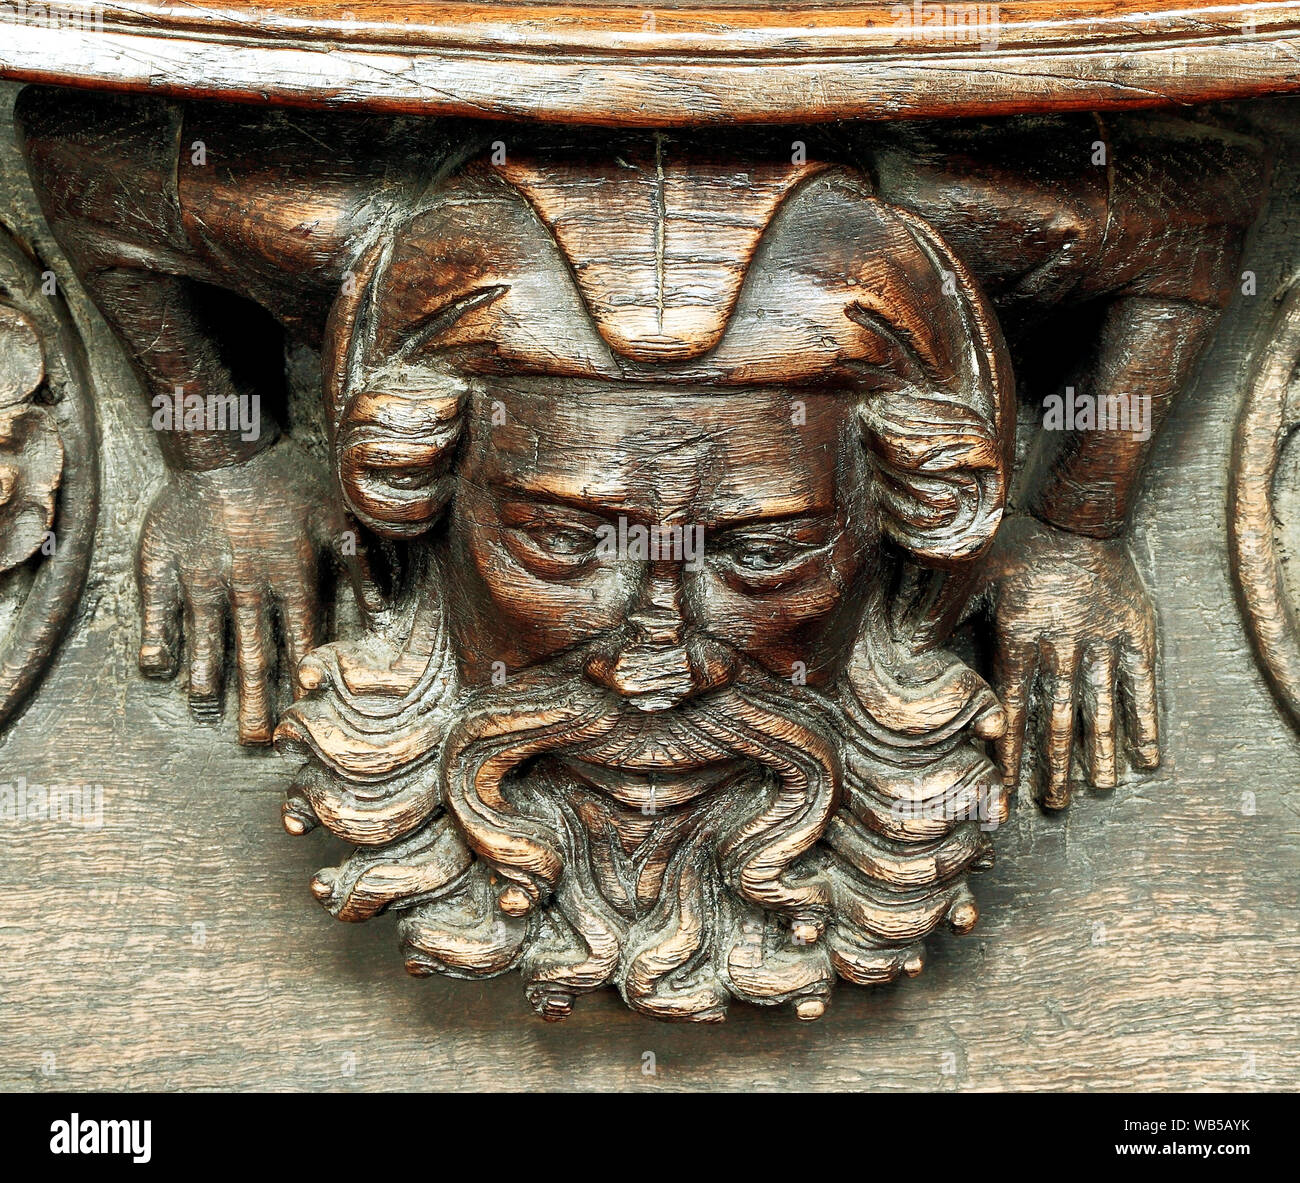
[279,597,1002,1019]
[424,662,839,1019]
[440,662,841,931]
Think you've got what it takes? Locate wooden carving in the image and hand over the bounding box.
[3,1,1300,124]
[1231,282,1300,726]
[13,89,1268,1019]
[0,221,97,735]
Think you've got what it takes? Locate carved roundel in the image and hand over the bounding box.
[1230,283,1300,726]
[0,224,98,734]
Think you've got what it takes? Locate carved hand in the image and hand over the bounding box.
[136,441,380,745]
[978,514,1159,807]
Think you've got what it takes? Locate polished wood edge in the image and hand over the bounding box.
[2,15,1299,123]
[45,1,1300,54]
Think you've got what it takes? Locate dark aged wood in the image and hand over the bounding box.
[0,219,97,732]
[2,1,1300,124]
[0,0,1296,1056]
[5,82,1277,1020]
[1230,282,1300,726]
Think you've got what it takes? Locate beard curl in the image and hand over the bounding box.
[274,549,459,845]
[817,608,1008,985]
[441,660,840,922]
[276,576,1006,1018]
[434,657,843,1021]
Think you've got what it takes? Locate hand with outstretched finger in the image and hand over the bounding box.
[976,514,1160,809]
[136,441,384,745]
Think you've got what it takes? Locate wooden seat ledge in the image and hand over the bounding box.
[0,1,1298,123]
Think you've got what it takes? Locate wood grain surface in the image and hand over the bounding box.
[1,1,1298,123]
[0,85,1297,1088]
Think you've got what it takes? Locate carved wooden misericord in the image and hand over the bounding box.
[0,219,97,734]
[0,3,1294,1025]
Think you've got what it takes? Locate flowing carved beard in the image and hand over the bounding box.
[421,660,841,1020]
[281,599,1002,1023]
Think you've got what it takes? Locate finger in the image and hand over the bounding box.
[137,533,182,679]
[232,590,277,746]
[992,640,1036,790]
[1079,641,1119,790]
[1036,639,1081,811]
[276,574,323,699]
[1119,621,1160,771]
[184,582,227,718]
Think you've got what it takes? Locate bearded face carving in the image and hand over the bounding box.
[276,137,1015,1021]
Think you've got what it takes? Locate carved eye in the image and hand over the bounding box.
[728,539,800,573]
[712,524,835,593]
[526,522,600,558]
[498,502,606,580]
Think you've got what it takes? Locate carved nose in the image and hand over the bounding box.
[586,565,698,712]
